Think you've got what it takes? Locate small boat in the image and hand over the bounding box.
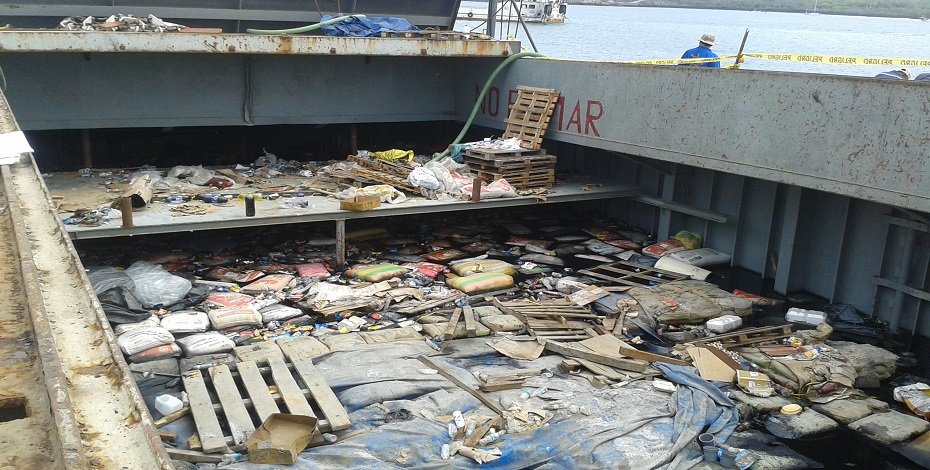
[458,1,567,24]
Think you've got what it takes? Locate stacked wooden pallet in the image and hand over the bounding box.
[503,86,561,151]
[463,148,557,190]
[578,261,689,287]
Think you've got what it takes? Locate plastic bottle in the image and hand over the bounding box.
[440,443,451,460]
[478,429,506,446]
[452,410,466,429]
[531,386,548,397]
[425,338,442,351]
[447,422,458,439]
[322,433,337,443]
[245,193,256,217]
[219,453,242,466]
[464,419,476,436]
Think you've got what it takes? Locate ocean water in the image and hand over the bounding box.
[456,5,930,77]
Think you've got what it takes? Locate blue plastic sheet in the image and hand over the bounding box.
[321,16,419,38]
[223,341,739,469]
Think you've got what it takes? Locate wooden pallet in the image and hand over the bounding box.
[465,149,557,189]
[502,86,561,150]
[577,261,689,287]
[685,324,794,348]
[182,356,351,454]
[494,298,603,341]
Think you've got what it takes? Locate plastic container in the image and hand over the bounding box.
[706,315,743,334]
[702,445,719,462]
[154,394,184,415]
[785,307,827,326]
[720,449,738,468]
[697,432,715,447]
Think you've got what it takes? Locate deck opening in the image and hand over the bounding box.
[0,397,29,422]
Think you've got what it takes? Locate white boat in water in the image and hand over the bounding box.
[459,0,567,24]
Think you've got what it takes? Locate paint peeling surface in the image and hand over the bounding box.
[0,31,518,57]
[460,59,930,212]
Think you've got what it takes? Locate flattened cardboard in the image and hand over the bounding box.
[126,174,154,209]
[686,345,741,382]
[245,413,319,465]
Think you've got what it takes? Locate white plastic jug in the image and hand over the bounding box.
[154,394,184,415]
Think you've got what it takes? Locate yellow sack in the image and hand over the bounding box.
[373,149,414,164]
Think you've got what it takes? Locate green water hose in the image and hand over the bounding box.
[433,51,546,161]
[246,15,364,35]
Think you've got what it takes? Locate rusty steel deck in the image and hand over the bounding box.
[0,90,171,469]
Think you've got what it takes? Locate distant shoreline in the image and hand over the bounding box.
[570,1,930,20]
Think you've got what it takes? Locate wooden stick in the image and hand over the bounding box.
[153,406,190,428]
[417,355,505,416]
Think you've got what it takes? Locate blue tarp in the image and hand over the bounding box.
[221,340,740,470]
[321,16,419,38]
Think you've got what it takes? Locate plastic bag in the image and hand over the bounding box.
[408,167,442,196]
[97,285,152,324]
[86,266,135,295]
[125,261,192,308]
[357,185,407,204]
[167,165,215,186]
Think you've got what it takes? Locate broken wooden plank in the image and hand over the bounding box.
[463,305,477,338]
[188,433,202,452]
[573,357,630,381]
[158,429,177,443]
[267,358,317,417]
[165,448,224,464]
[209,364,256,445]
[290,358,352,431]
[444,307,463,340]
[463,416,500,448]
[543,341,649,373]
[233,361,280,424]
[181,370,229,454]
[479,380,525,392]
[153,406,190,428]
[418,355,506,416]
[580,333,690,366]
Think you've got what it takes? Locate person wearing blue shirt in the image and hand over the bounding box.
[681,34,720,68]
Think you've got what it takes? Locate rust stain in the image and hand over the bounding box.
[278,36,292,54]
[227,45,236,53]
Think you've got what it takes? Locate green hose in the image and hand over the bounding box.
[246,15,365,35]
[433,51,546,161]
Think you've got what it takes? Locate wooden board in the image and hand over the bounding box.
[579,333,690,366]
[209,365,256,445]
[463,305,477,338]
[543,341,649,373]
[444,308,463,340]
[418,355,506,416]
[578,261,689,287]
[267,358,317,417]
[181,370,229,454]
[236,361,281,424]
[289,359,352,431]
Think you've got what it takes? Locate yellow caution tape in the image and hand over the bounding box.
[621,55,739,65]
[619,53,930,67]
[745,53,930,67]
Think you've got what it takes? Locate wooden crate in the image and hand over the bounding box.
[340,195,381,211]
[502,86,561,151]
[493,298,604,341]
[577,261,689,287]
[182,356,351,453]
[346,155,418,193]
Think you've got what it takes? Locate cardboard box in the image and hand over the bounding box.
[686,345,741,382]
[245,414,319,465]
[736,370,774,397]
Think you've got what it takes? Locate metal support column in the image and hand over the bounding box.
[888,226,916,332]
[487,0,498,36]
[335,219,346,269]
[774,185,803,295]
[656,172,675,241]
[349,123,358,154]
[81,129,92,169]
